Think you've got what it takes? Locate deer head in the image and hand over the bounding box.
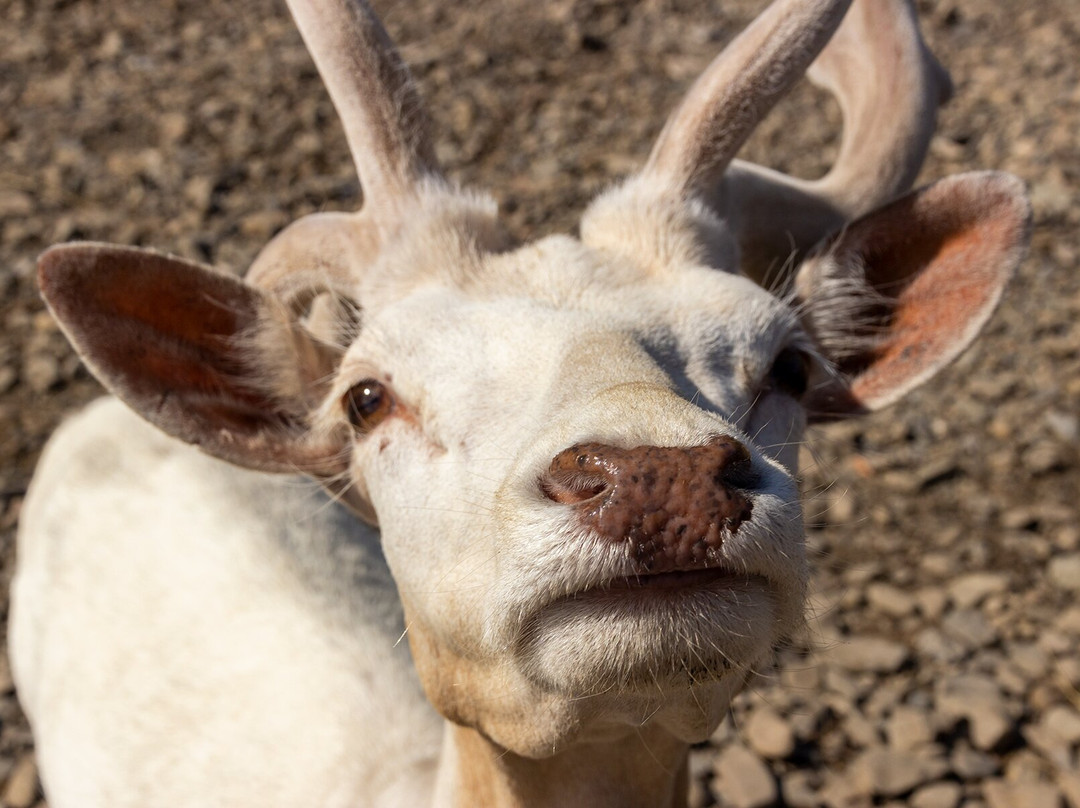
[35,0,1029,775]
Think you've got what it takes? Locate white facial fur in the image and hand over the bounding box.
[311,206,811,754]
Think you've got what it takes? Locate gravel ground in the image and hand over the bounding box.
[1,0,1078,806]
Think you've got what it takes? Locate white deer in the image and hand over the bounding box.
[10,0,1030,806]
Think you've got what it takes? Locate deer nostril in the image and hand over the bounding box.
[540,474,611,505]
[713,437,759,490]
[542,443,617,505]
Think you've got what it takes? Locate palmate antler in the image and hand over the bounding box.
[638,0,952,284]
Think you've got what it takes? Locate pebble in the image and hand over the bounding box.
[867,582,918,617]
[911,781,963,808]
[1041,705,1080,745]
[936,675,1016,752]
[1058,771,1080,808]
[888,705,935,751]
[0,755,38,808]
[781,771,819,808]
[941,609,998,651]
[984,780,1063,808]
[949,573,1010,609]
[744,706,795,760]
[1048,554,1080,591]
[829,636,910,673]
[850,748,942,798]
[712,744,777,808]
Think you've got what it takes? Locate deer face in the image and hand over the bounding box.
[36,0,1030,760]
[313,221,810,750]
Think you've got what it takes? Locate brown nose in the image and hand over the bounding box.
[541,437,756,572]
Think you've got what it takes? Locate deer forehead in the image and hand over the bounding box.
[333,233,800,430]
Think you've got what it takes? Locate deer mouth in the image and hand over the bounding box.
[516,562,781,693]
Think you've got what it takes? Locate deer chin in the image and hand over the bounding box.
[515,567,784,696]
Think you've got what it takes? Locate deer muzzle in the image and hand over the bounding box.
[541,437,756,573]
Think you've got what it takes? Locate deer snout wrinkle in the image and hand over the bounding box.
[542,438,755,572]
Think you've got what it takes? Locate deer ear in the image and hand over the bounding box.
[38,243,347,474]
[795,172,1031,421]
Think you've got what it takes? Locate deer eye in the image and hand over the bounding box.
[343,380,394,433]
[765,347,811,399]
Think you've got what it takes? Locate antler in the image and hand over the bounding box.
[248,0,446,306]
[284,0,440,214]
[721,0,952,283]
[623,0,951,285]
[642,0,853,194]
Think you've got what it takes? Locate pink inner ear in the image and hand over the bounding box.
[41,245,280,421]
[801,172,1030,419]
[850,217,1010,407]
[37,244,350,474]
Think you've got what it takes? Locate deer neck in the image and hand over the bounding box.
[433,722,689,808]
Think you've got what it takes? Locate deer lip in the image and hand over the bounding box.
[571,565,769,599]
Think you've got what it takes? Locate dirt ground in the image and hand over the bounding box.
[1,0,1078,805]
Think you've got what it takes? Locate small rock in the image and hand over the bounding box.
[1059,771,1080,808]
[0,191,33,217]
[911,781,963,808]
[948,573,1009,609]
[781,771,819,808]
[1023,442,1069,475]
[1056,607,1080,636]
[1045,410,1079,442]
[941,609,998,651]
[936,675,1016,752]
[1007,643,1050,679]
[915,628,966,664]
[712,744,777,808]
[850,748,937,798]
[867,583,917,617]
[22,353,61,394]
[1048,554,1080,591]
[888,706,935,751]
[1,755,38,808]
[744,706,795,760]
[984,780,1063,808]
[951,744,999,780]
[916,588,949,621]
[830,636,910,674]
[1041,704,1080,745]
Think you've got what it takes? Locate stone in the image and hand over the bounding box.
[850,748,937,798]
[1048,554,1080,591]
[1042,705,1080,745]
[948,573,1009,609]
[917,588,949,621]
[712,744,777,808]
[941,609,998,651]
[888,706,935,751]
[1056,607,1080,636]
[744,706,795,760]
[781,771,819,808]
[936,675,1016,752]
[830,636,910,674]
[984,780,1064,808]
[1,755,38,808]
[1059,771,1080,808]
[22,353,61,394]
[951,744,999,780]
[867,582,917,617]
[911,781,963,808]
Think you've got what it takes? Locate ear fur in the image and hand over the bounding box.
[795,172,1031,420]
[38,243,347,474]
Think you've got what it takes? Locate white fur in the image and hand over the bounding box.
[11,1,1028,806]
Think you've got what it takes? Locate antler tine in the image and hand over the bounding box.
[721,0,953,283]
[642,0,853,195]
[285,0,440,215]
